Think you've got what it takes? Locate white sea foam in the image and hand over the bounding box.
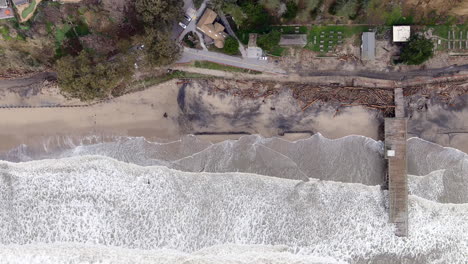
[0,156,467,263]
[0,243,345,264]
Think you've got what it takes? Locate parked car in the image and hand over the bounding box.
[184,14,192,22]
[179,22,187,29]
[259,56,268,61]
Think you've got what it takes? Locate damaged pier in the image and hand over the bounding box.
[385,88,408,237]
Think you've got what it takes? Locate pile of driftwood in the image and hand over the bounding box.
[207,80,279,99]
[292,85,395,114]
[404,80,468,104]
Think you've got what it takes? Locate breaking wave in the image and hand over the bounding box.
[0,134,467,263]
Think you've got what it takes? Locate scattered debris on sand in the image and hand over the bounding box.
[201,79,396,115]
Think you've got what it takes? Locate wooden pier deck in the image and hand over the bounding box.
[385,117,408,236]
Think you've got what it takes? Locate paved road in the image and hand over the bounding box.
[177,0,208,43]
[302,64,468,81]
[178,47,286,74]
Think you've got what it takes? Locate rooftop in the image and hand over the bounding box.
[393,26,410,42]
[0,0,7,8]
[12,0,29,6]
[196,8,226,48]
[361,32,375,60]
[0,7,14,20]
[279,34,307,47]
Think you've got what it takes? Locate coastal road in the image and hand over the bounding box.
[178,47,286,74]
[302,64,468,81]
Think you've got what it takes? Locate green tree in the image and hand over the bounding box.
[135,0,183,28]
[399,35,434,65]
[240,2,272,32]
[223,36,239,55]
[282,1,298,21]
[144,29,181,66]
[257,30,281,52]
[56,51,134,101]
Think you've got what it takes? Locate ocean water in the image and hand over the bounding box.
[0,134,467,264]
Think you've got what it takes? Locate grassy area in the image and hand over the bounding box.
[429,25,468,39]
[428,24,468,50]
[194,61,261,74]
[269,46,284,56]
[55,24,72,44]
[0,25,10,40]
[21,0,37,19]
[130,71,212,92]
[223,3,245,27]
[306,25,368,53]
[272,26,308,34]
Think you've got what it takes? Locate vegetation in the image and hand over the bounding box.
[223,36,240,55]
[239,2,272,33]
[56,50,134,101]
[257,30,283,56]
[272,26,307,34]
[194,61,260,74]
[306,25,368,52]
[144,29,181,66]
[384,6,413,26]
[282,1,298,21]
[328,0,360,20]
[133,71,212,91]
[21,0,37,18]
[194,0,204,9]
[134,0,183,28]
[399,35,434,65]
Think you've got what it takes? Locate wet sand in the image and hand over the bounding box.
[0,79,382,153]
[0,78,466,154]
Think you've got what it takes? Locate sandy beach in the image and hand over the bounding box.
[0,79,382,153]
[0,76,467,154]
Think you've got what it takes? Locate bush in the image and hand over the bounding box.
[223,36,239,55]
[56,50,134,101]
[257,30,281,52]
[144,29,181,66]
[239,2,272,33]
[282,1,298,21]
[399,35,434,65]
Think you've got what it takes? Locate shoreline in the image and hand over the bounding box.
[0,79,383,154]
[0,77,467,154]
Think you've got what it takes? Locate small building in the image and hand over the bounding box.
[393,26,410,42]
[279,34,307,47]
[12,0,29,6]
[0,7,13,19]
[196,8,226,48]
[0,0,8,8]
[361,32,376,60]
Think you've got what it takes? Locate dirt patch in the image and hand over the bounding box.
[403,0,468,18]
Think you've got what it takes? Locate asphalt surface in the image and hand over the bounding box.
[178,47,286,74]
[177,0,208,43]
[302,64,468,81]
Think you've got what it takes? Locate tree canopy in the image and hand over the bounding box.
[223,36,240,55]
[56,51,134,101]
[399,35,434,65]
[282,1,298,21]
[135,0,183,28]
[257,30,281,52]
[144,29,181,66]
[239,2,272,33]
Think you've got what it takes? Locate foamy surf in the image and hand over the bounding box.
[0,155,467,263]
